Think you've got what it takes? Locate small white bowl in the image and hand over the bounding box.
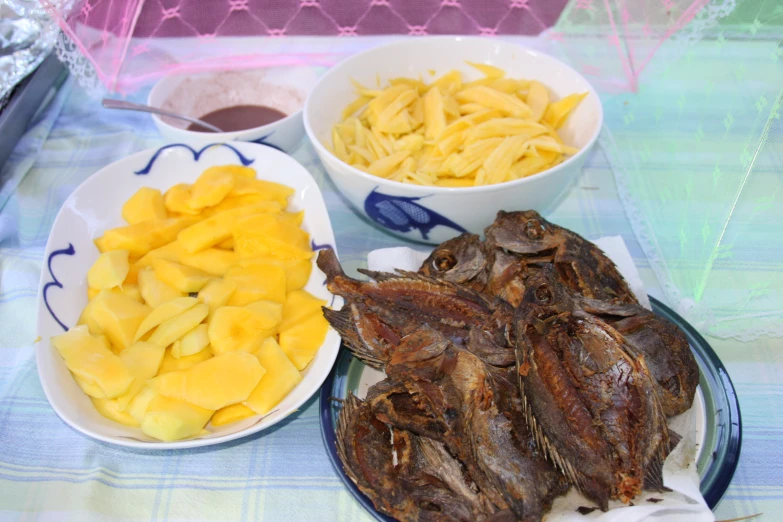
[304,37,603,244]
[149,67,317,152]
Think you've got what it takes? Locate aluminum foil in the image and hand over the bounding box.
[0,0,60,104]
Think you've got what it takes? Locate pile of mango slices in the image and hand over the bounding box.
[51,165,330,442]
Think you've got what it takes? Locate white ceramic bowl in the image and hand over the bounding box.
[149,67,318,152]
[304,37,603,244]
[36,142,342,449]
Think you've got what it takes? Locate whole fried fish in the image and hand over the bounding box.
[485,210,638,305]
[420,233,492,292]
[523,266,699,417]
[318,248,515,369]
[515,300,671,509]
[337,393,490,521]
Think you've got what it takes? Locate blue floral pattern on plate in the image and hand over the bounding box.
[133,143,255,175]
[42,243,76,332]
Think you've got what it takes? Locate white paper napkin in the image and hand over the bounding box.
[365,236,714,522]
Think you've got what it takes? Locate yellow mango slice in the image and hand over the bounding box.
[124,261,140,285]
[78,298,104,335]
[136,241,185,269]
[122,187,167,224]
[208,305,279,354]
[279,312,329,370]
[149,351,265,410]
[202,194,272,217]
[152,259,211,293]
[148,304,209,347]
[228,176,294,206]
[90,290,151,353]
[179,249,236,277]
[216,237,234,249]
[163,183,199,215]
[116,341,166,410]
[127,386,156,423]
[171,324,209,358]
[121,284,143,303]
[137,268,184,308]
[74,375,108,398]
[52,325,135,398]
[236,256,312,291]
[87,250,130,290]
[244,338,302,415]
[96,217,198,256]
[177,202,282,254]
[224,263,286,306]
[280,290,327,332]
[197,278,237,317]
[134,297,198,342]
[91,398,141,427]
[233,213,312,261]
[87,287,100,301]
[211,403,257,427]
[141,394,214,442]
[187,167,235,210]
[158,347,212,375]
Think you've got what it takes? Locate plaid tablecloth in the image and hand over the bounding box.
[0,37,779,522]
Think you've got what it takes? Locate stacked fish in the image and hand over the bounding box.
[319,210,699,521]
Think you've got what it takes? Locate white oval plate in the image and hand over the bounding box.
[35,142,343,449]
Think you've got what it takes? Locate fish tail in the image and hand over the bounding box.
[643,452,670,493]
[317,248,345,281]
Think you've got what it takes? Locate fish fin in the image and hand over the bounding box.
[668,429,682,451]
[335,393,365,487]
[316,248,345,280]
[356,268,397,282]
[643,452,670,492]
[323,306,387,370]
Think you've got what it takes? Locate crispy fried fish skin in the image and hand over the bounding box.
[515,304,670,510]
[484,210,638,305]
[420,233,492,292]
[382,327,567,521]
[337,393,489,521]
[524,267,699,417]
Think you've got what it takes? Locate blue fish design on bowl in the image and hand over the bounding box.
[363,188,467,241]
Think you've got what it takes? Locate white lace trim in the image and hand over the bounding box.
[53,31,105,98]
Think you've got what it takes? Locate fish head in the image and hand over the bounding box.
[420,233,489,284]
[520,265,576,314]
[484,210,563,255]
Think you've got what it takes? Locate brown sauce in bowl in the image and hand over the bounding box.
[187,105,287,132]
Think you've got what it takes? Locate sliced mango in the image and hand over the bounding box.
[177,202,282,254]
[91,398,141,427]
[90,290,151,353]
[208,305,280,354]
[138,268,184,308]
[280,290,327,332]
[244,338,302,415]
[235,256,312,292]
[224,263,286,306]
[152,259,211,293]
[171,324,209,358]
[78,298,103,335]
[148,304,209,347]
[197,278,237,317]
[203,194,272,217]
[74,375,108,399]
[127,386,156,423]
[187,167,235,210]
[211,403,257,427]
[158,347,212,375]
[121,284,143,303]
[233,213,312,261]
[141,394,214,442]
[96,217,198,256]
[179,249,236,277]
[134,297,198,342]
[149,351,265,410]
[164,183,199,215]
[116,341,166,410]
[229,176,294,206]
[279,312,329,370]
[136,241,185,269]
[123,187,167,224]
[87,250,130,290]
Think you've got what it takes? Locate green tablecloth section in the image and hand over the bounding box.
[0,34,780,521]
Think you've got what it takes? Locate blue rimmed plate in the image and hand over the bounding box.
[319,295,741,518]
[36,142,343,449]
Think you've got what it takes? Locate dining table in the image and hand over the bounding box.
[0,27,780,522]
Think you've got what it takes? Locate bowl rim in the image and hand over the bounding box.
[303,35,604,194]
[34,141,341,449]
[147,69,306,138]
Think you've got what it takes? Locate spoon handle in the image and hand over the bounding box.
[101,99,223,133]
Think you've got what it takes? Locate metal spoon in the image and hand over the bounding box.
[101,99,224,132]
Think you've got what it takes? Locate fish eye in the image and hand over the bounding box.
[432,250,457,271]
[535,283,553,304]
[525,219,545,240]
